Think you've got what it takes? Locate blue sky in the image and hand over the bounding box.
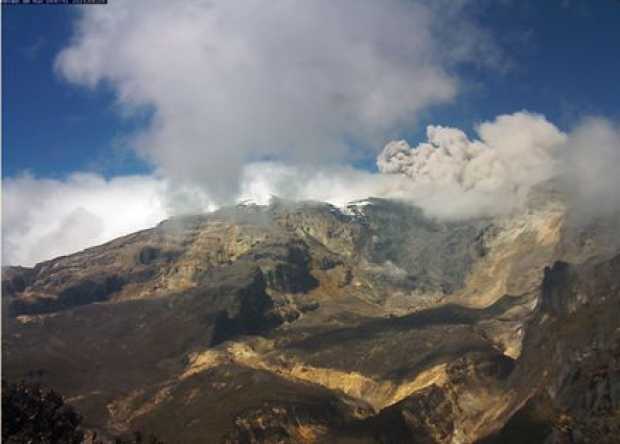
[2,5,150,178]
[404,1,620,145]
[3,1,620,178]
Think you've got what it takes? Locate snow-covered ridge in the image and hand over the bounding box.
[235,198,270,207]
[338,199,375,217]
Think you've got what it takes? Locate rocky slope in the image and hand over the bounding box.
[3,192,620,443]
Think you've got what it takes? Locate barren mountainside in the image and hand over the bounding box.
[3,193,620,443]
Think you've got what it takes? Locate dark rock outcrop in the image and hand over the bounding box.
[478,255,620,443]
[9,275,125,316]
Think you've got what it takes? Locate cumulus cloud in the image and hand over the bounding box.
[376,112,568,218]
[239,111,620,221]
[1,165,399,266]
[7,2,617,265]
[55,0,498,203]
[237,162,408,207]
[5,112,619,266]
[558,117,620,218]
[2,174,170,266]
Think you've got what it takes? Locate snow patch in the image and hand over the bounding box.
[339,199,375,217]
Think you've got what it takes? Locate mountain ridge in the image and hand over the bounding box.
[3,193,620,443]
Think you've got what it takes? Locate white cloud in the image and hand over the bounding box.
[377,112,567,218]
[1,166,399,266]
[55,0,498,203]
[8,2,617,265]
[2,173,170,266]
[558,117,620,218]
[4,113,619,266]
[237,162,409,207]
[241,112,620,221]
